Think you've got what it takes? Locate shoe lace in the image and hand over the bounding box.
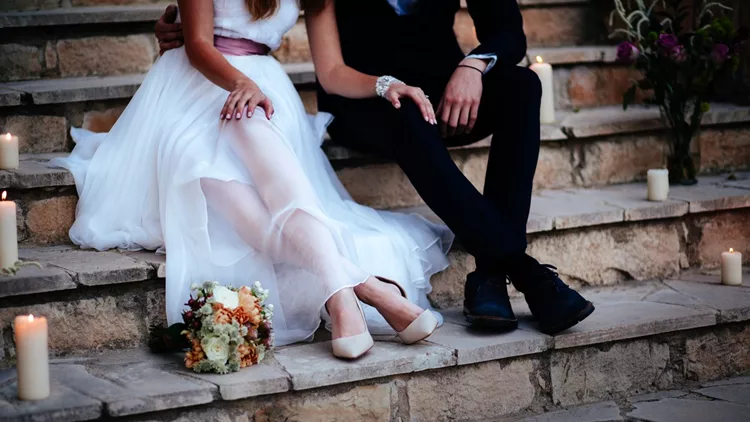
[480,276,510,295]
[535,264,569,293]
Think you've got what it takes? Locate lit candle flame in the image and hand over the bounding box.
[28,314,34,322]
[730,248,734,253]
[4,133,10,141]
[1,191,6,201]
[536,56,544,64]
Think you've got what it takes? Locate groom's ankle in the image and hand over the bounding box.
[476,251,536,278]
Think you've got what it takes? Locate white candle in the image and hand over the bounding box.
[647,169,669,201]
[530,56,556,124]
[721,248,743,286]
[0,133,19,170]
[0,191,18,269]
[14,314,50,400]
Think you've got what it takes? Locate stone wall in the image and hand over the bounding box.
[0,32,158,82]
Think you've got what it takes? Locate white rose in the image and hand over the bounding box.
[201,336,230,363]
[213,286,239,310]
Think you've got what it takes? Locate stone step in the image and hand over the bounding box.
[0,175,749,358]
[0,104,748,244]
[1,272,749,421]
[516,377,750,422]
[0,1,611,81]
[0,45,633,117]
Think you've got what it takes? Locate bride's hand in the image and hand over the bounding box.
[384,83,437,125]
[221,79,275,121]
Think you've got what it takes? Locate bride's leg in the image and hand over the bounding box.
[201,178,363,340]
[222,118,366,338]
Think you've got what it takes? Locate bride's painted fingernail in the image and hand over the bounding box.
[226,114,232,119]
[235,113,241,119]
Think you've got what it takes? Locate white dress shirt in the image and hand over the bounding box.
[386,0,498,72]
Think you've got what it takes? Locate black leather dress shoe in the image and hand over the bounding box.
[463,270,518,331]
[509,263,594,335]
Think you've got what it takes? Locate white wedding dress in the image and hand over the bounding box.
[51,0,453,346]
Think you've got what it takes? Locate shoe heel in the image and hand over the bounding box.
[398,310,438,344]
[331,297,373,360]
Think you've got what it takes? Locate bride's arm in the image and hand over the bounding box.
[178,0,273,119]
[305,1,436,124]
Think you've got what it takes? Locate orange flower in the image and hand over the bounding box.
[237,343,258,368]
[238,286,258,313]
[251,303,263,325]
[212,303,233,325]
[233,307,252,325]
[184,338,205,369]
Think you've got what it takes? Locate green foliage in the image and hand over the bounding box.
[1,261,42,276]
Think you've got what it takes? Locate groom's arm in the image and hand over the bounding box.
[465,0,527,68]
[437,0,527,137]
[155,5,184,55]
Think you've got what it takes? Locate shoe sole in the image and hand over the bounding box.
[464,308,519,331]
[539,301,595,335]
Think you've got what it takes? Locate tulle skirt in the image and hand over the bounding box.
[51,48,454,346]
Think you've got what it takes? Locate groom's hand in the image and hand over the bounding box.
[438,58,486,138]
[155,5,183,55]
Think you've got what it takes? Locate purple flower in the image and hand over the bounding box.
[616,41,640,63]
[670,45,687,63]
[711,43,730,64]
[657,34,680,50]
[246,328,258,340]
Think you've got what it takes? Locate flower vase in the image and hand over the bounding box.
[660,103,703,186]
[665,125,700,186]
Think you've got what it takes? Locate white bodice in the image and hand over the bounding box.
[202,0,299,51]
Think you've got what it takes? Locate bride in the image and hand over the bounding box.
[51,0,452,359]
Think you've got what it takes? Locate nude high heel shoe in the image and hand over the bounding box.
[375,277,439,345]
[330,299,374,360]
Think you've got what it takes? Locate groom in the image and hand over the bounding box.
[155,0,594,335]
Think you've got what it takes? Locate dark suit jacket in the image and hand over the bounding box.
[317,0,527,115]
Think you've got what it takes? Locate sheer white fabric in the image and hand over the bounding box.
[50,0,453,346]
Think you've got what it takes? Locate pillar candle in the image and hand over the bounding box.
[530,56,556,124]
[647,169,669,201]
[0,191,18,269]
[14,315,50,400]
[0,133,19,170]
[721,248,743,286]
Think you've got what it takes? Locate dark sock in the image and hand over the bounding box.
[475,250,530,274]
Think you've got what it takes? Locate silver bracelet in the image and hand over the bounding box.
[375,75,403,98]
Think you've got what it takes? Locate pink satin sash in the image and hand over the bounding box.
[214,35,270,56]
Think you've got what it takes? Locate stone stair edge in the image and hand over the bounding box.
[2,271,748,422]
[1,174,749,300]
[0,0,590,28]
[0,103,747,184]
[0,46,624,106]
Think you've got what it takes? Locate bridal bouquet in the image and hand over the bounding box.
[181,281,274,374]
